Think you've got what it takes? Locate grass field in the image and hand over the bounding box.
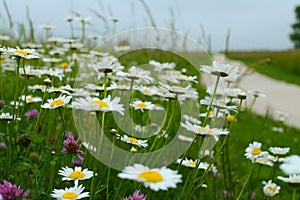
[227,50,300,86]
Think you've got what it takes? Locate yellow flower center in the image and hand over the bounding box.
[91,100,109,109]
[60,62,69,68]
[188,161,196,167]
[171,86,183,89]
[208,111,215,117]
[52,88,60,91]
[252,148,262,156]
[226,115,235,122]
[128,137,139,144]
[50,99,65,108]
[177,75,188,79]
[15,49,28,57]
[107,57,113,61]
[138,170,164,183]
[198,126,213,134]
[26,97,34,102]
[137,102,147,108]
[218,102,226,107]
[61,192,78,199]
[143,89,150,93]
[267,186,276,193]
[69,171,86,179]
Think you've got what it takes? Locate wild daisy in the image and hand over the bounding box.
[201,60,239,79]
[5,47,40,59]
[41,95,72,109]
[176,74,198,83]
[176,158,217,172]
[269,147,290,155]
[0,113,21,121]
[262,180,280,197]
[118,164,182,191]
[89,59,123,73]
[72,95,124,115]
[58,166,94,182]
[119,135,148,148]
[159,83,192,95]
[51,182,89,200]
[130,100,155,112]
[277,174,300,186]
[279,155,300,175]
[177,134,194,142]
[244,141,266,162]
[180,122,228,141]
[149,60,175,71]
[20,95,42,104]
[125,66,154,84]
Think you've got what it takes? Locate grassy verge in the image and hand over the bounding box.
[227,50,300,86]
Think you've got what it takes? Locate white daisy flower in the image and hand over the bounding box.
[19,66,41,77]
[28,84,47,92]
[269,147,290,155]
[279,155,300,175]
[201,60,239,79]
[277,174,300,186]
[176,74,198,83]
[262,180,280,197]
[42,57,62,63]
[225,88,244,99]
[130,100,155,112]
[20,95,42,103]
[182,114,201,125]
[200,97,237,113]
[119,135,148,148]
[40,69,64,81]
[51,182,89,200]
[107,82,131,91]
[41,95,72,109]
[248,90,266,98]
[177,134,194,142]
[72,95,124,115]
[137,86,159,96]
[149,60,175,71]
[88,59,123,73]
[114,45,131,52]
[118,163,182,191]
[58,166,94,182]
[244,141,266,162]
[255,155,274,167]
[0,113,21,121]
[125,66,154,84]
[180,122,228,141]
[159,83,194,95]
[176,158,217,172]
[5,47,40,59]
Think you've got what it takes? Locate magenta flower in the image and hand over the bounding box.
[25,109,39,119]
[0,180,23,200]
[122,190,147,200]
[0,100,5,107]
[0,142,6,150]
[61,132,83,156]
[71,154,84,166]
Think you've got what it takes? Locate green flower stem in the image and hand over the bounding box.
[204,74,221,125]
[236,163,255,200]
[293,188,297,200]
[81,21,86,43]
[103,72,108,98]
[249,96,257,112]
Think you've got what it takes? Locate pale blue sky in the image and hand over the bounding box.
[0,0,299,51]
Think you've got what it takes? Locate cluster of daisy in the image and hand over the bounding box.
[244,141,295,197]
[51,166,94,199]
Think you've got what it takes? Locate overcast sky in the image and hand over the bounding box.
[0,0,299,51]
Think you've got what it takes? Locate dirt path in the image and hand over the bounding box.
[213,54,300,129]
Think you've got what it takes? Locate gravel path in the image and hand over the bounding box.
[214,54,300,129]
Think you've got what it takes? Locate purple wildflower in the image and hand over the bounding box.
[122,190,147,200]
[0,100,5,107]
[0,180,23,200]
[0,142,6,150]
[71,154,84,166]
[61,132,83,156]
[25,109,39,119]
